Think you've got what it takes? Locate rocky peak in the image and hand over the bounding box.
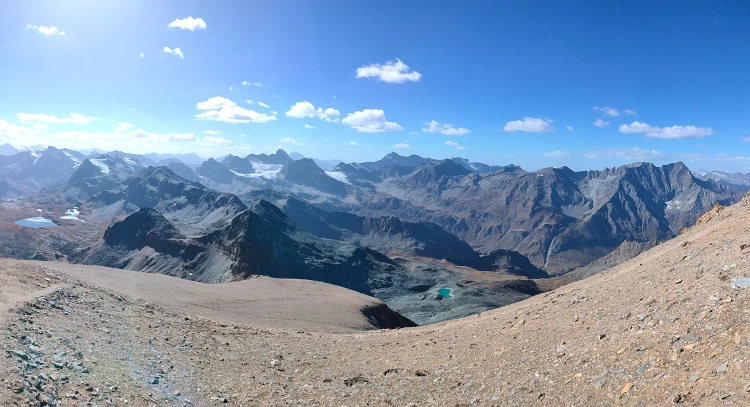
[278,159,348,196]
[103,207,182,248]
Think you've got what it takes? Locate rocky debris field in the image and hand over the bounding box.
[5,194,750,405]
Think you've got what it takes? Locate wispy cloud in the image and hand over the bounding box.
[593,118,609,128]
[345,141,358,146]
[594,106,620,117]
[619,121,713,139]
[195,96,277,124]
[392,143,410,149]
[280,137,303,145]
[624,109,637,116]
[304,124,314,129]
[543,150,571,158]
[422,120,471,136]
[565,125,573,131]
[583,147,664,160]
[17,112,98,125]
[445,140,466,150]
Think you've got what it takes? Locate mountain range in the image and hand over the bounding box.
[0,143,742,323]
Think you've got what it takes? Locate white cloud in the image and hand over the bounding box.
[593,118,609,128]
[392,143,410,149]
[129,129,198,143]
[304,124,314,129]
[624,109,637,116]
[543,150,571,158]
[565,125,573,131]
[280,137,303,145]
[409,131,420,135]
[26,24,65,36]
[0,119,35,140]
[258,102,270,108]
[583,147,664,161]
[163,47,184,59]
[196,96,236,110]
[115,122,134,132]
[503,117,554,133]
[341,109,403,133]
[246,100,254,104]
[195,96,277,124]
[17,112,98,125]
[593,106,620,117]
[345,141,358,146]
[33,124,49,130]
[356,59,421,84]
[242,82,262,87]
[229,86,233,91]
[168,17,207,31]
[422,120,471,136]
[285,101,341,122]
[202,136,233,147]
[619,121,713,139]
[445,140,466,150]
[682,153,750,163]
[140,53,145,58]
[204,130,221,135]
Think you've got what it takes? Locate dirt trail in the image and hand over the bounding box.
[4,195,750,405]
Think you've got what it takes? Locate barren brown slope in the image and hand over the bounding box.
[22,260,414,332]
[4,195,750,405]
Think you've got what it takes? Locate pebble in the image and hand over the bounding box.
[716,362,728,373]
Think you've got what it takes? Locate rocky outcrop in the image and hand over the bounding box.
[246,149,294,165]
[77,200,406,295]
[63,155,145,198]
[166,161,200,183]
[277,158,348,196]
[221,155,255,174]
[195,158,236,184]
[88,166,247,230]
[277,196,477,259]
[446,249,548,279]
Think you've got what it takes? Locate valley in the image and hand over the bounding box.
[0,145,739,326]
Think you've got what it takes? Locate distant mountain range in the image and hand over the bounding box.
[0,143,740,277]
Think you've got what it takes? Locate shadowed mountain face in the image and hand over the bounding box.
[76,201,406,295]
[446,249,548,279]
[358,152,435,171]
[195,158,237,184]
[246,149,294,165]
[166,161,200,182]
[277,158,348,196]
[87,166,247,230]
[221,155,255,174]
[344,160,740,273]
[275,195,478,259]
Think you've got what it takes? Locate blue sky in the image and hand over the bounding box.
[1,0,749,171]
